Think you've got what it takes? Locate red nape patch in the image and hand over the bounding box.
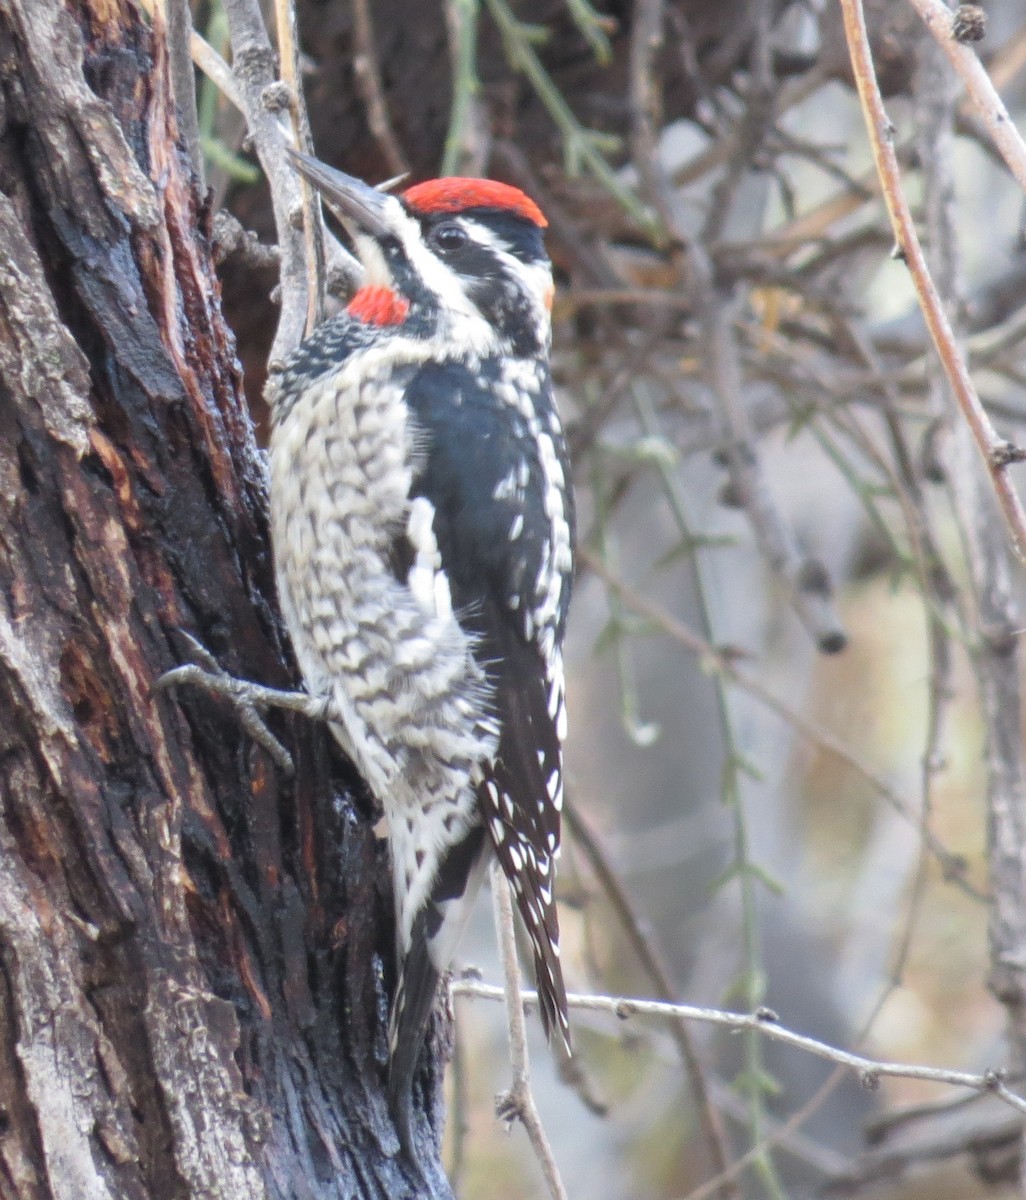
[346,286,411,326]
[402,178,548,228]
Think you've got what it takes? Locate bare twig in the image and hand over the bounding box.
[825,307,961,992]
[490,864,568,1200]
[442,0,490,175]
[682,1069,849,1200]
[628,0,679,233]
[936,180,1026,1128]
[625,5,849,655]
[559,287,696,311]
[578,545,983,897]
[455,981,1026,1118]
[272,0,325,330]
[874,24,963,1001]
[907,0,1026,197]
[863,1084,998,1142]
[447,1013,470,1191]
[189,29,244,114]
[484,0,661,237]
[219,0,312,360]
[699,295,849,654]
[211,210,281,270]
[753,27,1026,266]
[825,1101,1023,1196]
[683,969,987,1199]
[351,0,410,178]
[564,801,735,1196]
[839,0,1026,562]
[623,382,787,1200]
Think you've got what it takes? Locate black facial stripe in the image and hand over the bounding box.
[476,213,547,265]
[443,242,504,282]
[376,236,439,317]
[417,209,547,265]
[466,276,543,356]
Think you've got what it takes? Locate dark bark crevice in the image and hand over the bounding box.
[0,0,450,1196]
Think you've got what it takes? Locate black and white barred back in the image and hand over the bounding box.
[265,163,575,1151]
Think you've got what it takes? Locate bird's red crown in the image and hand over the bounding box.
[402,178,547,228]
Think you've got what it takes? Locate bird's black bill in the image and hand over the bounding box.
[285,148,393,238]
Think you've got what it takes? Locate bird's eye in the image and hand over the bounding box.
[430,222,468,253]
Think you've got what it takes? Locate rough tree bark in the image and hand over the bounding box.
[0,1,447,1197]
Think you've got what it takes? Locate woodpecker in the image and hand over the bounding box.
[266,153,575,1150]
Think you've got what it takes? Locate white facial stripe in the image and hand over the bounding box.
[353,232,393,289]
[458,218,554,321]
[349,198,552,355]
[384,207,500,354]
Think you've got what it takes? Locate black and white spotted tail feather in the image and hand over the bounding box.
[481,628,572,1055]
[386,929,436,1164]
[488,767,571,1051]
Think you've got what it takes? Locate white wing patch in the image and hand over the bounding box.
[406,495,453,621]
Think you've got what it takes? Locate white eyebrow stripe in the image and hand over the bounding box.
[456,218,554,315]
[371,199,501,355]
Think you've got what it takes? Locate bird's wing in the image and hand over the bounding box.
[399,357,575,1049]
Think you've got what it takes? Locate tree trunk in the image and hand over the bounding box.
[0,1,447,1196]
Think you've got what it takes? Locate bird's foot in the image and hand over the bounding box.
[154,632,331,777]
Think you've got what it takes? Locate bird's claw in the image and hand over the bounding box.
[155,641,297,777]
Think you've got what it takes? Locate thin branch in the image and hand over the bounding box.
[839,0,1026,562]
[272,0,325,330]
[987,18,1026,90]
[490,864,568,1200]
[625,8,849,656]
[455,981,1026,1118]
[700,296,849,654]
[564,0,613,63]
[874,21,963,1004]
[351,0,410,178]
[627,0,679,232]
[189,28,244,114]
[907,0,1026,197]
[681,1068,848,1200]
[211,210,281,270]
[751,28,1026,266]
[442,0,489,175]
[483,0,662,238]
[823,1092,1025,1196]
[578,546,984,898]
[559,287,696,311]
[863,1084,998,1142]
[922,87,1026,1136]
[624,381,786,1200]
[825,304,963,994]
[219,0,310,360]
[564,802,735,1196]
[683,958,981,1198]
[446,1011,470,1191]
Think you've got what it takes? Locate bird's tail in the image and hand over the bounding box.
[386,925,441,1164]
[387,824,490,1159]
[510,857,572,1058]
